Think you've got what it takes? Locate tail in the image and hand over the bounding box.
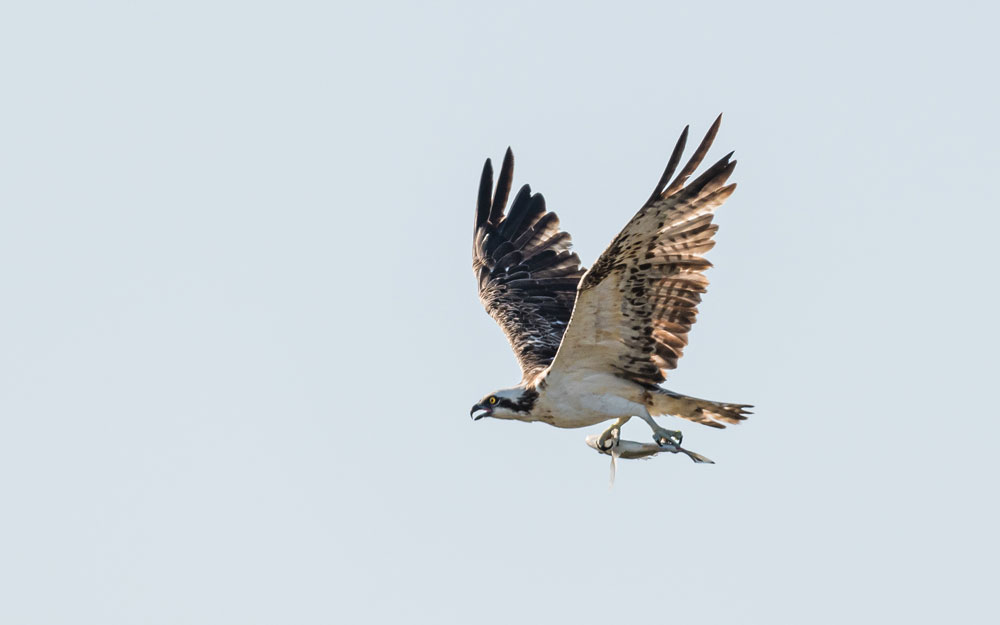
[648,389,752,429]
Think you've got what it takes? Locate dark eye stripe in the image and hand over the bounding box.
[495,391,538,414]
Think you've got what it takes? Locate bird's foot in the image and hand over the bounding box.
[652,427,683,447]
[596,425,621,451]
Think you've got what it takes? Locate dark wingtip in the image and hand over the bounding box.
[663,116,724,196]
[710,113,723,134]
[490,148,515,225]
[476,157,494,230]
[645,124,690,206]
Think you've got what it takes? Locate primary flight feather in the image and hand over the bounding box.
[470,116,751,461]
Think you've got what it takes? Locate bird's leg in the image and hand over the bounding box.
[636,409,683,447]
[596,417,630,451]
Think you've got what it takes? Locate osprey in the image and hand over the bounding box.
[469,116,751,462]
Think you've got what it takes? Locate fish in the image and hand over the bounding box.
[585,434,715,486]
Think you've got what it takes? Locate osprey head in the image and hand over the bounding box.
[470,386,538,421]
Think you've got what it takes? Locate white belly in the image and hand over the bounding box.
[531,372,647,429]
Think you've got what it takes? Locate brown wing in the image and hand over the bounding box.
[473,148,587,380]
[548,115,736,387]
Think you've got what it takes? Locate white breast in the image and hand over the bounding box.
[532,371,647,429]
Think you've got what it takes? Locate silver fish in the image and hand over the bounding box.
[585,434,714,486]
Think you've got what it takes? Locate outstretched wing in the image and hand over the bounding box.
[548,115,736,388]
[473,148,587,380]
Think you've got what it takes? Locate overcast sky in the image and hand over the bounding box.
[1,1,998,623]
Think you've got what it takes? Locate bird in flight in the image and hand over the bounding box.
[469,116,751,463]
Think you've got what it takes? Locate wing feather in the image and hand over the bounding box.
[548,116,737,390]
[473,148,587,380]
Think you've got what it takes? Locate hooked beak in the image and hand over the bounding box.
[470,403,492,421]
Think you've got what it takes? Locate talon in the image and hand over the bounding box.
[597,426,621,451]
[654,428,682,447]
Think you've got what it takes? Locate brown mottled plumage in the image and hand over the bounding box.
[564,114,735,389]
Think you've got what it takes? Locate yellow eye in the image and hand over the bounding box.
[488,396,497,405]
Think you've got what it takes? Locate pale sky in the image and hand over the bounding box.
[1,1,998,623]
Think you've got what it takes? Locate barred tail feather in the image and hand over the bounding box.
[648,389,752,429]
